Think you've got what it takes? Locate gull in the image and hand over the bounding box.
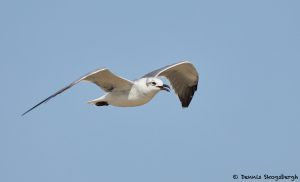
[22,61,199,116]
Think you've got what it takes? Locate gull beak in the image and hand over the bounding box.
[157,84,170,92]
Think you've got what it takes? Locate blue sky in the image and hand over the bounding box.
[1,0,299,181]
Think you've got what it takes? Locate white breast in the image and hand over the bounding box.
[107,83,159,107]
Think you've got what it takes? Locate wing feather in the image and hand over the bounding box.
[81,68,133,92]
[22,68,133,116]
[143,61,199,107]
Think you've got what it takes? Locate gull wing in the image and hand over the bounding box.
[81,68,133,92]
[22,68,133,116]
[142,61,199,107]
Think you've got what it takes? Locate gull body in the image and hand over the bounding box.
[22,61,199,116]
[88,78,167,107]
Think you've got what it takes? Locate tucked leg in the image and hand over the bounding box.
[95,101,109,106]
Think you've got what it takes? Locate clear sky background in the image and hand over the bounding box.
[1,0,299,182]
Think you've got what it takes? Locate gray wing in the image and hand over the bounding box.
[81,68,133,92]
[143,61,199,107]
[22,68,133,116]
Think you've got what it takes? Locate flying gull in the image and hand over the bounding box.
[22,61,199,116]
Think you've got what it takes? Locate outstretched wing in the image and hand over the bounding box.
[142,61,199,107]
[81,68,133,92]
[22,68,133,116]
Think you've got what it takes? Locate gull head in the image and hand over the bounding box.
[145,77,170,92]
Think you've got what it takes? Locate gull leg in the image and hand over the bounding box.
[95,101,109,106]
[87,95,110,107]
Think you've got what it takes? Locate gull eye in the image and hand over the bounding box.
[151,82,156,86]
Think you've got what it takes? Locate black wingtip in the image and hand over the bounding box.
[180,84,198,108]
[21,82,77,117]
[21,99,48,116]
[21,105,39,116]
[21,112,28,117]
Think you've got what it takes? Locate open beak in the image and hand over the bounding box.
[157,84,170,92]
